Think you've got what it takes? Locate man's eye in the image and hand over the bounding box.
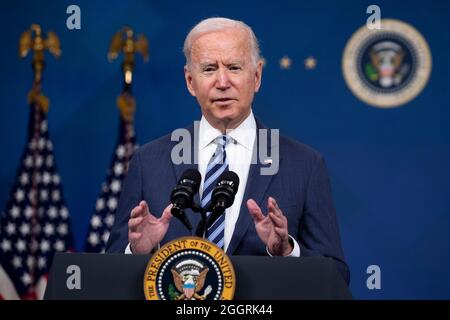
[203,67,215,72]
[229,66,241,71]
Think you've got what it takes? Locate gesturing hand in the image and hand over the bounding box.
[246,197,292,256]
[128,200,172,254]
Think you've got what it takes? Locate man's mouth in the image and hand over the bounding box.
[212,98,236,106]
[213,97,235,102]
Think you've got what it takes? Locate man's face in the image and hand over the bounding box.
[184,28,262,129]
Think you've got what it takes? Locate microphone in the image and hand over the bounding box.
[205,171,240,231]
[170,169,201,230]
[210,171,239,213]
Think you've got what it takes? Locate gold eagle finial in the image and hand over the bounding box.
[19,24,61,113]
[108,26,149,122]
[108,26,149,64]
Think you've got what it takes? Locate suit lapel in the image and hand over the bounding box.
[226,119,279,254]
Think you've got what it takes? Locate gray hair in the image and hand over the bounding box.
[183,17,261,68]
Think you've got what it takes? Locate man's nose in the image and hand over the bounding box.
[215,68,231,90]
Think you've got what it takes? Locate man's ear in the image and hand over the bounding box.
[254,59,263,93]
[184,65,196,97]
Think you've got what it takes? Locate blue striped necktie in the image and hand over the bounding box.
[201,135,232,249]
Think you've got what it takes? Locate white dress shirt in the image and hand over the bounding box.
[125,110,299,256]
[197,111,256,251]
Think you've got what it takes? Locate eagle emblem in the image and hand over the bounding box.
[170,259,212,300]
[366,41,408,88]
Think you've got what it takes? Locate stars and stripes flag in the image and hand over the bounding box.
[0,105,74,300]
[85,114,137,253]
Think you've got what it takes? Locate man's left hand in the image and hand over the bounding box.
[247,197,293,256]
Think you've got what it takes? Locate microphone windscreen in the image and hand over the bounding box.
[217,171,239,194]
[180,169,202,192]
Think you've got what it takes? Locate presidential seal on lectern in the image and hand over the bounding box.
[143,237,235,300]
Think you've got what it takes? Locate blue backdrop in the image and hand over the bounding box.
[1,0,450,299]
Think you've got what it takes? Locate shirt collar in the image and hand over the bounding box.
[198,110,256,151]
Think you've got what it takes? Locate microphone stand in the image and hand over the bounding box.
[195,204,226,239]
[192,204,207,239]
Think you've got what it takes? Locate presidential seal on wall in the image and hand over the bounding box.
[342,19,432,108]
[143,237,235,300]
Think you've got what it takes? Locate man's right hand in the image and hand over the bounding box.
[128,200,173,254]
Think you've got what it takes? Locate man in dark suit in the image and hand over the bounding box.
[106,17,349,284]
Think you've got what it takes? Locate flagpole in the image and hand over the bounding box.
[109,26,148,171]
[85,27,148,253]
[19,24,61,298]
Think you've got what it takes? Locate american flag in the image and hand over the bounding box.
[85,113,137,253]
[0,104,74,300]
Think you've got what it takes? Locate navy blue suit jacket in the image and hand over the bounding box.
[106,119,350,284]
